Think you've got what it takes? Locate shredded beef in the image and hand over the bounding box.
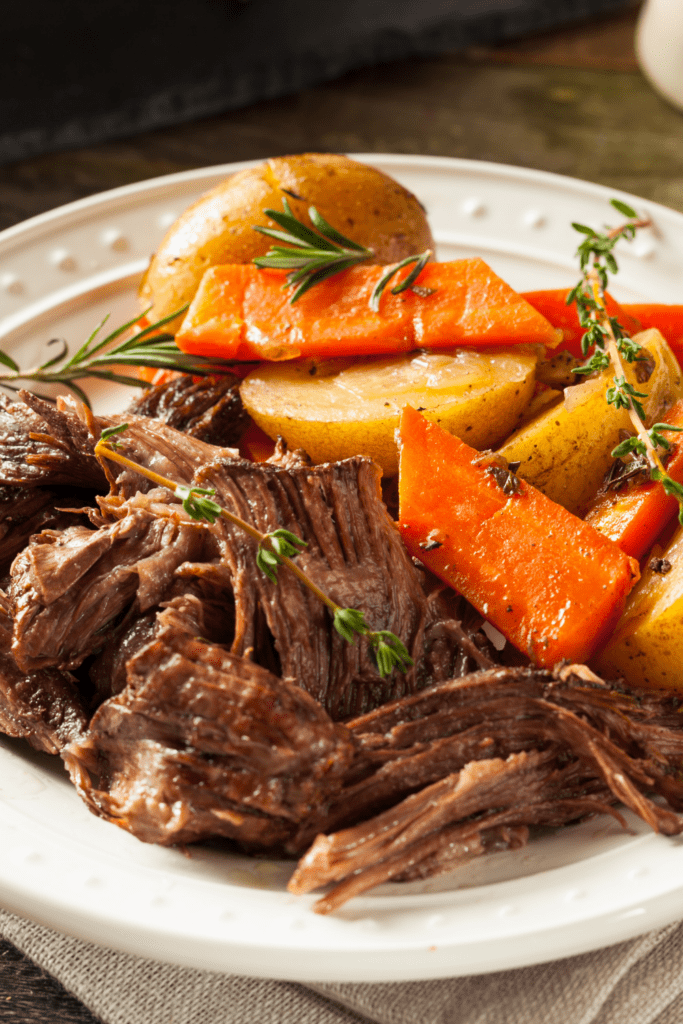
[0,390,240,498]
[0,589,87,753]
[9,490,211,672]
[198,453,470,719]
[63,597,355,848]
[0,485,74,573]
[0,392,107,490]
[127,373,250,447]
[287,665,683,912]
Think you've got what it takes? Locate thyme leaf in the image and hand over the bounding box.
[176,485,222,524]
[333,608,415,676]
[256,529,308,583]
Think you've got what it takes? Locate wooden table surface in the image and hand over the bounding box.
[2,4,682,1022]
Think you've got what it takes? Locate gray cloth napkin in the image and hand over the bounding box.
[3,909,683,1024]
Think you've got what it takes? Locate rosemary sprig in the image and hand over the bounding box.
[568,199,683,523]
[95,424,413,678]
[253,198,432,309]
[0,307,240,407]
[253,198,373,302]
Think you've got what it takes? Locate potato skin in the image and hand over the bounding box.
[498,329,683,516]
[140,153,434,327]
[595,526,683,691]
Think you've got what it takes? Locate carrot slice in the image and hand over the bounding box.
[522,289,641,360]
[398,407,639,667]
[584,399,683,560]
[621,304,683,366]
[177,260,560,362]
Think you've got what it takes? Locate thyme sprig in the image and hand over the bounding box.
[253,198,432,309]
[568,199,683,523]
[95,425,413,678]
[0,307,240,407]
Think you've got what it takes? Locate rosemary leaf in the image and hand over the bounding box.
[38,338,68,371]
[369,249,432,312]
[307,207,368,252]
[0,350,19,372]
[611,198,638,219]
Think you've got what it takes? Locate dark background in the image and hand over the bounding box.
[2,0,632,164]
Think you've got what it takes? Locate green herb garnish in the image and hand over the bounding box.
[0,308,238,407]
[253,198,432,309]
[568,199,683,523]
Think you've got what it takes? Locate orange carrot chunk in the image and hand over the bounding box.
[584,399,683,561]
[398,407,639,668]
[522,289,642,360]
[621,304,683,367]
[177,260,560,362]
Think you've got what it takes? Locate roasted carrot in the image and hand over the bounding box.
[398,406,639,667]
[522,289,642,360]
[621,304,683,365]
[584,399,683,561]
[176,260,560,362]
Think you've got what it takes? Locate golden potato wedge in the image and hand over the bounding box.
[240,346,539,475]
[595,529,683,691]
[140,153,434,329]
[498,328,683,516]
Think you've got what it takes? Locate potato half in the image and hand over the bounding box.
[595,528,683,691]
[140,153,434,328]
[498,328,683,516]
[240,347,539,475]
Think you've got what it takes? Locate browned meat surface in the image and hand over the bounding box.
[106,414,239,496]
[200,453,473,719]
[9,490,210,672]
[0,589,87,753]
[287,665,683,912]
[0,392,107,490]
[127,373,250,447]
[0,390,239,497]
[63,597,355,848]
[0,486,62,572]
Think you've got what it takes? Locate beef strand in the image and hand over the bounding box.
[9,490,210,672]
[0,589,87,753]
[200,454,468,719]
[287,666,683,912]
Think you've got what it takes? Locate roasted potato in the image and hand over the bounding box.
[240,346,539,475]
[140,153,434,328]
[498,329,683,516]
[595,529,683,691]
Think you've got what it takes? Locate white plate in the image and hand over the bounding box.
[1,155,683,983]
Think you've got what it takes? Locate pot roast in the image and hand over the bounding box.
[1,378,683,913]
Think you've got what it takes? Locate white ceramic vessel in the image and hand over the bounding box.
[637,0,683,111]
[0,155,682,982]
